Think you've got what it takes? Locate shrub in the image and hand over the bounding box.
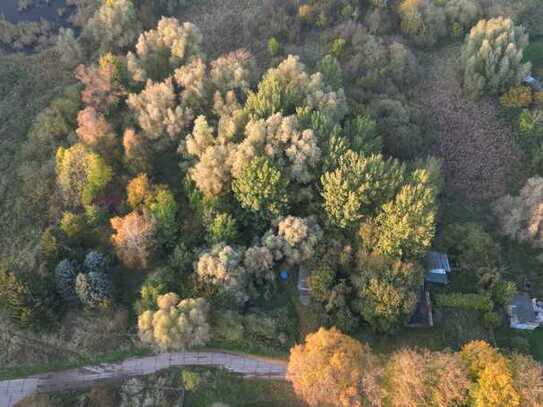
[330,37,346,58]
[268,37,280,57]
[435,293,493,312]
[500,86,533,109]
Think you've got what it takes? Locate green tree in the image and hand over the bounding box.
[351,255,423,332]
[56,143,113,207]
[343,114,382,155]
[207,212,239,244]
[321,150,405,229]
[461,17,530,98]
[370,169,436,258]
[233,156,289,226]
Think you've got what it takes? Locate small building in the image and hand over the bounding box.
[508,293,543,330]
[424,251,451,285]
[523,75,543,92]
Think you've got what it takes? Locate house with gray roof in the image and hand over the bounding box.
[508,293,543,330]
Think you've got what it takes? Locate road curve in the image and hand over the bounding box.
[0,351,288,407]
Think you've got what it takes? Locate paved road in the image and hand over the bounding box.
[0,351,288,407]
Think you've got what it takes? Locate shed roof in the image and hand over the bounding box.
[425,251,451,273]
[425,270,448,284]
[524,75,543,91]
[511,293,537,324]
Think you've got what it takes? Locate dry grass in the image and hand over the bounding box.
[0,49,72,268]
[415,44,523,200]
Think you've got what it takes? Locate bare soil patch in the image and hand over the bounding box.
[415,45,522,200]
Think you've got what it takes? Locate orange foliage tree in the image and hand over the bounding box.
[287,327,381,407]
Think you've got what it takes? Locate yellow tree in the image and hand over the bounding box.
[461,340,520,407]
[287,327,381,407]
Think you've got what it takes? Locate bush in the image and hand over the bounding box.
[435,293,493,312]
[267,37,280,57]
[510,336,530,354]
[500,86,533,109]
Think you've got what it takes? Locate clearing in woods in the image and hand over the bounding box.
[415,45,523,200]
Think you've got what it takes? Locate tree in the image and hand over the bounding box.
[461,17,530,98]
[461,340,520,407]
[75,54,126,114]
[56,143,113,207]
[343,114,382,155]
[493,177,543,249]
[84,0,141,53]
[398,0,447,47]
[351,255,423,332]
[127,78,193,148]
[287,327,382,407]
[207,212,238,244]
[127,17,202,83]
[444,0,480,38]
[111,211,156,269]
[441,223,500,272]
[122,128,151,174]
[195,244,248,304]
[126,173,152,210]
[384,349,470,407]
[83,250,110,274]
[245,55,347,123]
[370,169,437,259]
[261,216,323,266]
[321,150,405,229]
[0,267,59,328]
[75,270,111,309]
[232,156,289,225]
[76,106,116,151]
[54,259,78,302]
[126,175,178,246]
[510,353,543,407]
[138,293,211,351]
[55,28,83,68]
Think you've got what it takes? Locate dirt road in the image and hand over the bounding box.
[0,351,288,407]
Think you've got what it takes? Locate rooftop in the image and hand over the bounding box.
[510,293,537,324]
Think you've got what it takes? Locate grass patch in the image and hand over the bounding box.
[185,368,306,407]
[525,37,543,76]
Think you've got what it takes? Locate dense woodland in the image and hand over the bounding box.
[1,0,543,405]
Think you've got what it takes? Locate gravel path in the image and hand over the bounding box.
[0,351,288,407]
